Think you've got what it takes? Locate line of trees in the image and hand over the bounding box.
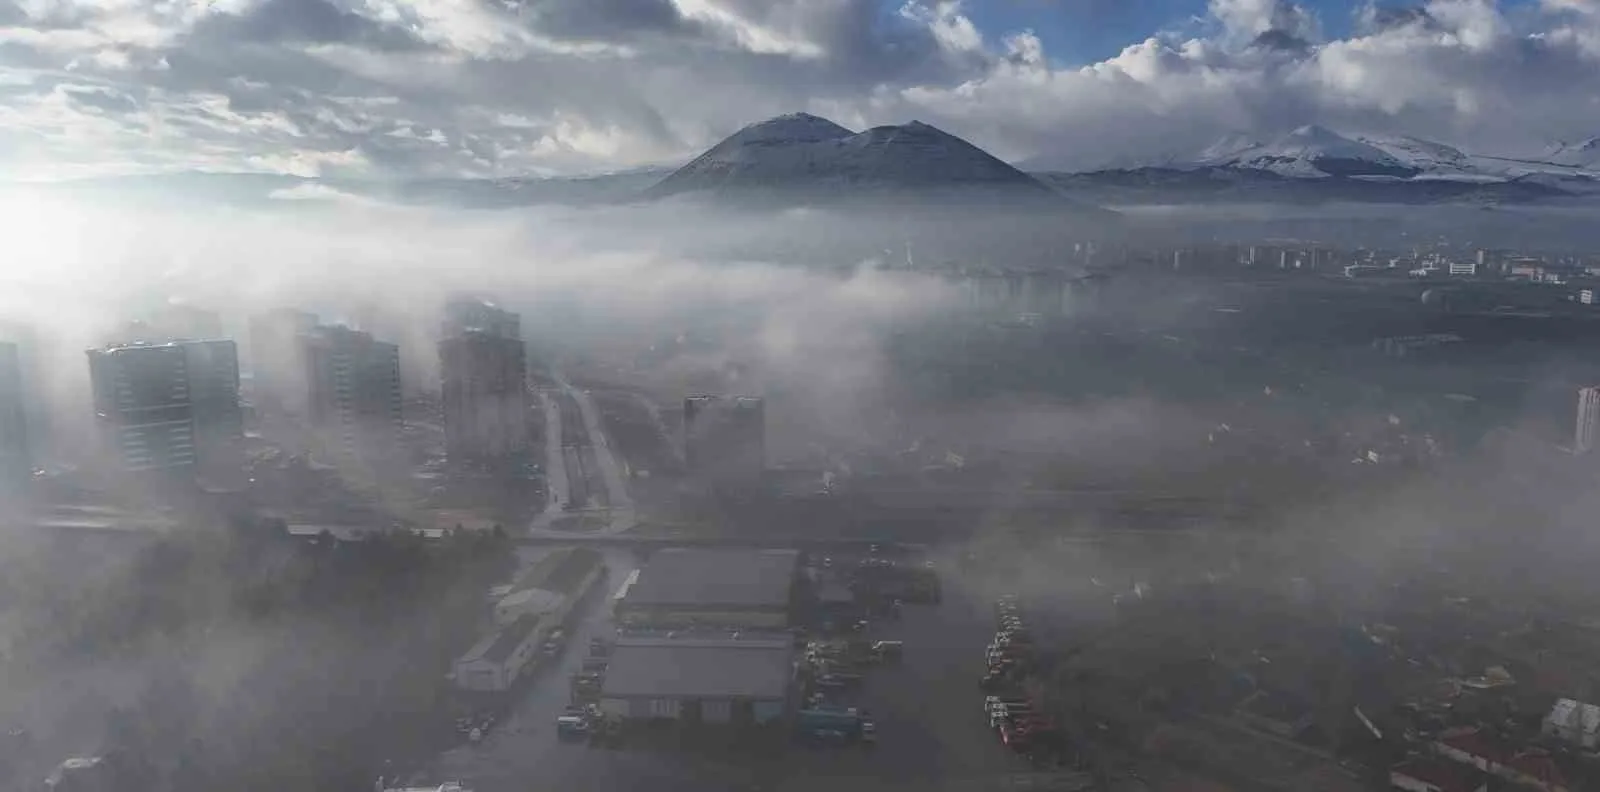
[5,520,515,792]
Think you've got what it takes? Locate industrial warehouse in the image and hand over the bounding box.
[596,636,795,725]
[613,548,800,629]
[453,547,606,693]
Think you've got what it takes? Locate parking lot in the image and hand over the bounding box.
[421,547,1065,792]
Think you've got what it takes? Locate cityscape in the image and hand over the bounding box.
[3,220,1600,791]
[7,1,1600,791]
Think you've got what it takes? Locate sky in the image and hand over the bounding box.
[1,0,1597,180]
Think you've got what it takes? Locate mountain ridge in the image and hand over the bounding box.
[643,113,1067,205]
[1039,126,1600,205]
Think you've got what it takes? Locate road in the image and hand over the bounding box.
[528,373,636,537]
[558,373,635,519]
[535,391,569,518]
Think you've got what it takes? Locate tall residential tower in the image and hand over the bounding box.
[440,299,529,465]
[1577,386,1600,456]
[305,325,402,461]
[86,340,243,476]
[0,342,30,487]
[683,395,765,485]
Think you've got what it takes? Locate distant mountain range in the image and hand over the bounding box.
[13,119,1600,209]
[1037,125,1600,205]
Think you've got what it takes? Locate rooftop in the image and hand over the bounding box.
[459,613,541,666]
[1548,697,1600,734]
[515,547,603,596]
[1391,758,1485,792]
[497,587,563,615]
[623,548,799,610]
[600,638,793,700]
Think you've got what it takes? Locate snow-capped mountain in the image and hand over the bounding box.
[1038,125,1600,205]
[646,112,1058,201]
[1543,137,1600,170]
[1198,125,1416,178]
[1357,135,1477,175]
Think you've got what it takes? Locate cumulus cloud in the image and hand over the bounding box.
[1,0,1598,178]
[895,0,1600,170]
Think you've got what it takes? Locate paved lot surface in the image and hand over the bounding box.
[422,550,1049,792]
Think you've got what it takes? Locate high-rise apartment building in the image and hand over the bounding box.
[182,340,245,468]
[0,322,50,464]
[305,325,402,460]
[248,308,320,417]
[440,299,528,464]
[443,296,521,340]
[1577,386,1600,455]
[86,340,243,475]
[114,304,225,346]
[683,395,765,483]
[0,342,30,487]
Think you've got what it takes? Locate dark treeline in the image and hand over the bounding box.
[2,522,515,791]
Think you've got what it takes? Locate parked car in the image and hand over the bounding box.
[556,715,589,739]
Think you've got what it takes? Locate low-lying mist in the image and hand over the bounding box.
[6,184,1600,791]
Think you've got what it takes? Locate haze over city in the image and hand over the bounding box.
[6,2,1600,792]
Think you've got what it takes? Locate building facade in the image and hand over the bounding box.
[0,342,30,487]
[683,395,766,484]
[439,300,528,464]
[181,340,245,470]
[442,296,521,339]
[86,340,243,475]
[1543,698,1600,750]
[596,637,794,725]
[247,308,319,418]
[304,325,402,461]
[1576,386,1600,455]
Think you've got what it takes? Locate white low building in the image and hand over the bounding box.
[452,613,548,692]
[493,587,564,628]
[1543,698,1600,750]
[454,547,605,692]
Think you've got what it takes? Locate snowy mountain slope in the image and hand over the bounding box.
[1034,125,1600,205]
[1200,126,1416,178]
[646,113,1057,201]
[1543,137,1600,170]
[1040,125,1600,205]
[1353,135,1489,180]
[1195,133,1262,165]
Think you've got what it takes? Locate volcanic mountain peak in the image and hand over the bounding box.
[647,112,1059,202]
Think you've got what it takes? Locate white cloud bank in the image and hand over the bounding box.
[0,0,1597,178]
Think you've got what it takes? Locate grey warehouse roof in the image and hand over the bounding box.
[600,638,793,700]
[623,549,799,609]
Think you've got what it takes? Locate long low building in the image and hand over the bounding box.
[494,546,604,627]
[597,637,795,725]
[616,548,799,629]
[453,613,545,692]
[454,547,606,693]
